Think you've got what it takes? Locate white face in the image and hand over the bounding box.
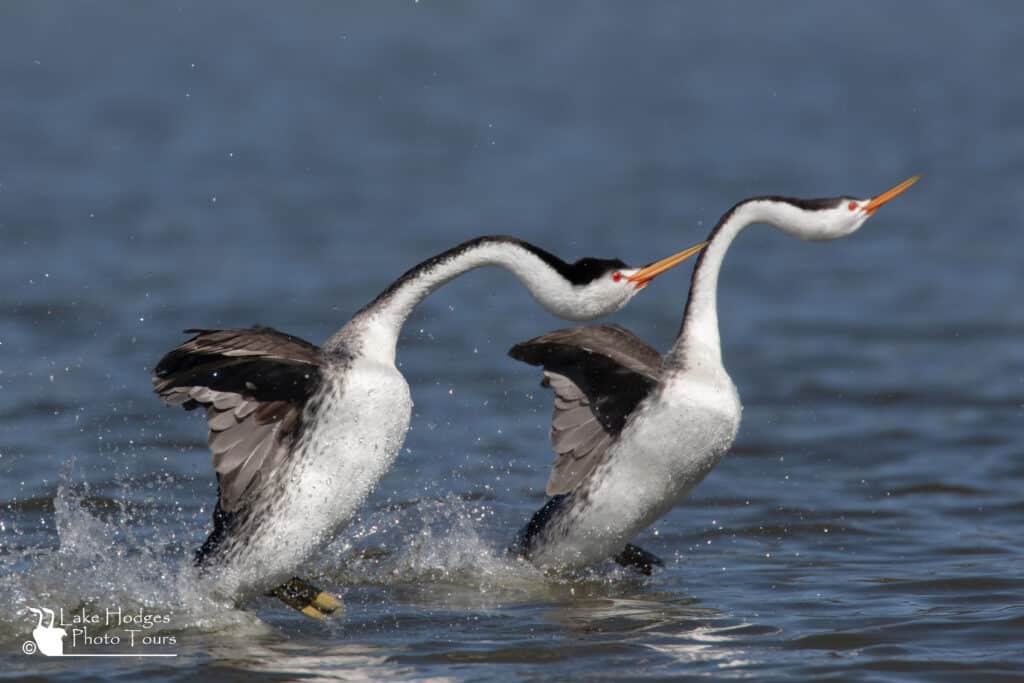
[792,174,921,241]
[771,198,875,242]
[828,197,875,239]
[561,266,646,321]
[730,177,919,248]
[523,242,707,321]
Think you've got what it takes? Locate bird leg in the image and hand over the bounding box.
[268,577,343,620]
[613,544,664,575]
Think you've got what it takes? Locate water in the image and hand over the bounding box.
[1,2,1021,680]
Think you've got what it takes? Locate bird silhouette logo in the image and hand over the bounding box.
[23,607,67,656]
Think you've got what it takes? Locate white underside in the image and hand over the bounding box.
[531,368,742,569]
[215,358,411,596]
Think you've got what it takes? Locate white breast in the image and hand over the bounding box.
[535,369,742,569]
[221,358,412,595]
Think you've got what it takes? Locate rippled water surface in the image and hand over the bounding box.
[1,2,1022,681]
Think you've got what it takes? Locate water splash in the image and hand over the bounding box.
[0,474,658,648]
[0,479,264,646]
[322,494,648,609]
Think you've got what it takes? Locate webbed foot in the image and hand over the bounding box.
[268,577,343,619]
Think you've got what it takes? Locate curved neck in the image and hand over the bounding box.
[327,236,604,364]
[669,199,819,370]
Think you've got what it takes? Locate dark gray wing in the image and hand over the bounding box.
[509,325,662,496]
[153,326,322,512]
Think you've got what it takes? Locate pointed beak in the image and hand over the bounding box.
[864,175,920,215]
[627,241,708,288]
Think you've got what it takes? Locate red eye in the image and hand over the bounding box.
[612,272,622,282]
[848,201,858,211]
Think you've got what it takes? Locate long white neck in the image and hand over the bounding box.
[326,236,614,365]
[668,199,831,371]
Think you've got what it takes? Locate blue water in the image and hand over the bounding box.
[1,2,1022,681]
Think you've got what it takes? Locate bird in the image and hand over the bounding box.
[152,234,707,618]
[508,176,920,574]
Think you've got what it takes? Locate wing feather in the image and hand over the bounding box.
[153,326,323,512]
[552,404,593,430]
[509,325,663,496]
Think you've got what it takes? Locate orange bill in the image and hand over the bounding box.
[864,175,920,215]
[627,241,708,287]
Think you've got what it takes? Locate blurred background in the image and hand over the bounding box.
[1,2,1021,681]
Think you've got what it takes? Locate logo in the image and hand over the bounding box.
[24,608,66,656]
[22,606,177,658]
